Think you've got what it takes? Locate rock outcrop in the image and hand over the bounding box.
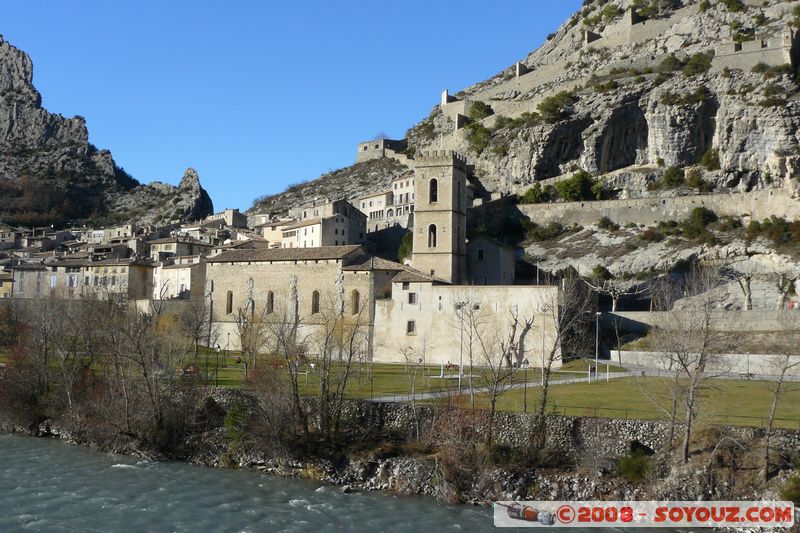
[0,35,213,227]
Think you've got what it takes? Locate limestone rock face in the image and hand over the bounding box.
[0,35,213,226]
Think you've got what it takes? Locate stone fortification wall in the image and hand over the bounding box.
[609,309,798,333]
[518,189,800,227]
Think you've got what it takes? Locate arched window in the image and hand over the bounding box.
[311,290,320,314]
[428,224,437,248]
[226,291,233,315]
[429,178,438,203]
[266,291,274,314]
[351,290,360,315]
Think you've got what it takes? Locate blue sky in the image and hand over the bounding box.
[4,1,581,212]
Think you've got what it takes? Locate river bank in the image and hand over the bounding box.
[2,387,797,512]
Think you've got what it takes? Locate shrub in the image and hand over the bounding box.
[698,0,710,12]
[682,52,713,76]
[662,166,685,188]
[794,6,800,28]
[618,449,651,483]
[519,183,554,204]
[720,0,744,12]
[527,221,569,242]
[753,12,767,26]
[640,227,665,242]
[597,216,619,231]
[686,168,714,192]
[701,149,721,171]
[469,101,493,121]
[688,207,718,227]
[718,216,743,231]
[658,55,684,73]
[466,122,491,154]
[592,265,614,281]
[538,91,577,123]
[593,80,619,93]
[555,170,597,201]
[763,83,785,97]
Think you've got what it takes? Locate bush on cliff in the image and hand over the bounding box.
[519,182,555,204]
[555,170,597,201]
[538,91,577,124]
[779,473,800,506]
[682,52,713,77]
[700,149,721,171]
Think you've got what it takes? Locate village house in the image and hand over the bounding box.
[204,208,248,228]
[0,271,13,299]
[149,236,213,262]
[152,256,207,301]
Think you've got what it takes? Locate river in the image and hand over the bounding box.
[0,434,495,532]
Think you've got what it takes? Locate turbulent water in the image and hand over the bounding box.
[0,434,494,532]
[0,434,675,532]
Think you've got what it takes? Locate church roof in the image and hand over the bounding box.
[392,268,435,283]
[208,245,363,263]
[342,255,406,272]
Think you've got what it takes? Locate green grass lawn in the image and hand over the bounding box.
[477,376,800,429]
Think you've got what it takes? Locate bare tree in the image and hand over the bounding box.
[773,270,797,310]
[647,266,736,462]
[584,278,648,312]
[763,312,800,482]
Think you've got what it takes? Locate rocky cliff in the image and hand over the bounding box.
[253,0,800,208]
[0,35,213,227]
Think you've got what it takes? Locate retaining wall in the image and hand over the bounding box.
[613,349,800,377]
[518,189,800,227]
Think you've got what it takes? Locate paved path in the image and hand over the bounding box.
[368,371,632,403]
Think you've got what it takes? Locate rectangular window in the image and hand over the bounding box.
[50,275,57,289]
[408,293,417,304]
[406,320,416,335]
[477,248,485,261]
[402,282,409,290]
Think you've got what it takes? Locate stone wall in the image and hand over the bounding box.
[331,399,800,459]
[518,188,800,227]
[613,349,800,377]
[609,309,797,333]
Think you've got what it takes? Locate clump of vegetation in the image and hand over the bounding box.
[538,91,578,123]
[685,168,714,192]
[720,0,744,12]
[658,54,684,73]
[465,122,491,154]
[752,12,767,26]
[523,220,573,242]
[397,231,413,262]
[591,264,614,281]
[469,101,493,122]
[747,216,800,245]
[682,52,713,77]
[223,398,250,462]
[661,85,711,106]
[698,0,711,12]
[555,170,600,201]
[593,80,619,93]
[597,216,619,231]
[700,149,721,171]
[759,95,787,108]
[752,63,794,80]
[493,112,542,130]
[640,208,719,243]
[518,182,556,204]
[718,215,743,232]
[794,6,800,29]
[648,166,685,190]
[617,448,652,483]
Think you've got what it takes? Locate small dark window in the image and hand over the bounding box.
[311,290,320,314]
[266,291,274,314]
[226,291,233,315]
[428,225,437,248]
[477,248,485,261]
[351,290,360,314]
[402,282,410,290]
[408,293,417,304]
[429,178,438,203]
[406,320,416,335]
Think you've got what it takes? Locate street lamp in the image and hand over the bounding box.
[521,359,530,414]
[594,311,602,383]
[215,345,221,387]
[540,305,549,387]
[456,301,468,393]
